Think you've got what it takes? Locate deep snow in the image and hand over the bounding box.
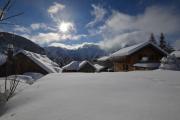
[1,70,180,120]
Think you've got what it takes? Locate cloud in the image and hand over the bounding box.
[58,21,76,33]
[49,42,98,50]
[98,5,180,51]
[48,2,65,14]
[22,3,83,45]
[99,31,148,52]
[173,39,180,50]
[13,25,31,34]
[30,23,55,31]
[23,32,87,45]
[86,4,107,27]
[49,42,82,50]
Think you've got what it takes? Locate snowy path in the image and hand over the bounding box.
[1,70,180,120]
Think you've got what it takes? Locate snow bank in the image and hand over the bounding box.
[171,51,180,58]
[1,71,180,120]
[23,72,44,80]
[160,55,180,70]
[133,63,160,68]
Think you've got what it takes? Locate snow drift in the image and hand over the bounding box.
[1,70,180,120]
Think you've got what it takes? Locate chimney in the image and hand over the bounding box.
[7,44,14,60]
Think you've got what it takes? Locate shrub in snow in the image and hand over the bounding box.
[0,90,10,105]
[23,72,44,80]
[159,54,180,70]
[0,92,6,105]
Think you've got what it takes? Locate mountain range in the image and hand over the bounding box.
[45,44,107,66]
[0,32,107,66]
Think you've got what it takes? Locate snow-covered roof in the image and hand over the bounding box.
[0,53,7,65]
[15,50,61,73]
[97,56,110,61]
[94,64,106,71]
[62,60,95,71]
[133,63,160,68]
[62,61,80,71]
[171,51,180,58]
[79,60,95,70]
[110,42,168,59]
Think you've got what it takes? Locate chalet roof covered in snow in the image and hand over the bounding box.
[97,56,110,61]
[79,60,95,70]
[15,50,61,73]
[171,51,180,58]
[110,42,168,59]
[0,53,7,65]
[62,60,95,71]
[62,61,80,71]
[94,64,106,71]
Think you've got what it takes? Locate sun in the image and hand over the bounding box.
[58,21,73,33]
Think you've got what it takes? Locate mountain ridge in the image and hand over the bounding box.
[0,32,45,54]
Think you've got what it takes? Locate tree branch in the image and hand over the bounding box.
[0,12,23,21]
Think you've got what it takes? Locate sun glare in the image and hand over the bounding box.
[59,21,73,33]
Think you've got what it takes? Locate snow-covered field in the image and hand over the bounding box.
[1,70,180,120]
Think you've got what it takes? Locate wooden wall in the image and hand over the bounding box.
[0,53,48,77]
[14,53,48,75]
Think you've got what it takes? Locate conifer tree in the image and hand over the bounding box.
[149,33,157,44]
[159,33,166,49]
[159,33,174,53]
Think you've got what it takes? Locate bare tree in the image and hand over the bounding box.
[0,0,22,103]
[0,0,23,24]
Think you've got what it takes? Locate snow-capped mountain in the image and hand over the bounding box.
[45,44,107,66]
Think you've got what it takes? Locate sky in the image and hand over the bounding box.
[1,0,180,51]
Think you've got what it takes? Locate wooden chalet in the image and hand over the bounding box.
[0,48,61,77]
[109,42,168,71]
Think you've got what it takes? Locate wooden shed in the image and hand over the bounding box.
[109,42,168,71]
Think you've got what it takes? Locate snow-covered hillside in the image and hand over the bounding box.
[1,70,180,120]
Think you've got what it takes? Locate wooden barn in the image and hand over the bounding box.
[0,48,61,77]
[109,42,168,71]
[62,60,96,73]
